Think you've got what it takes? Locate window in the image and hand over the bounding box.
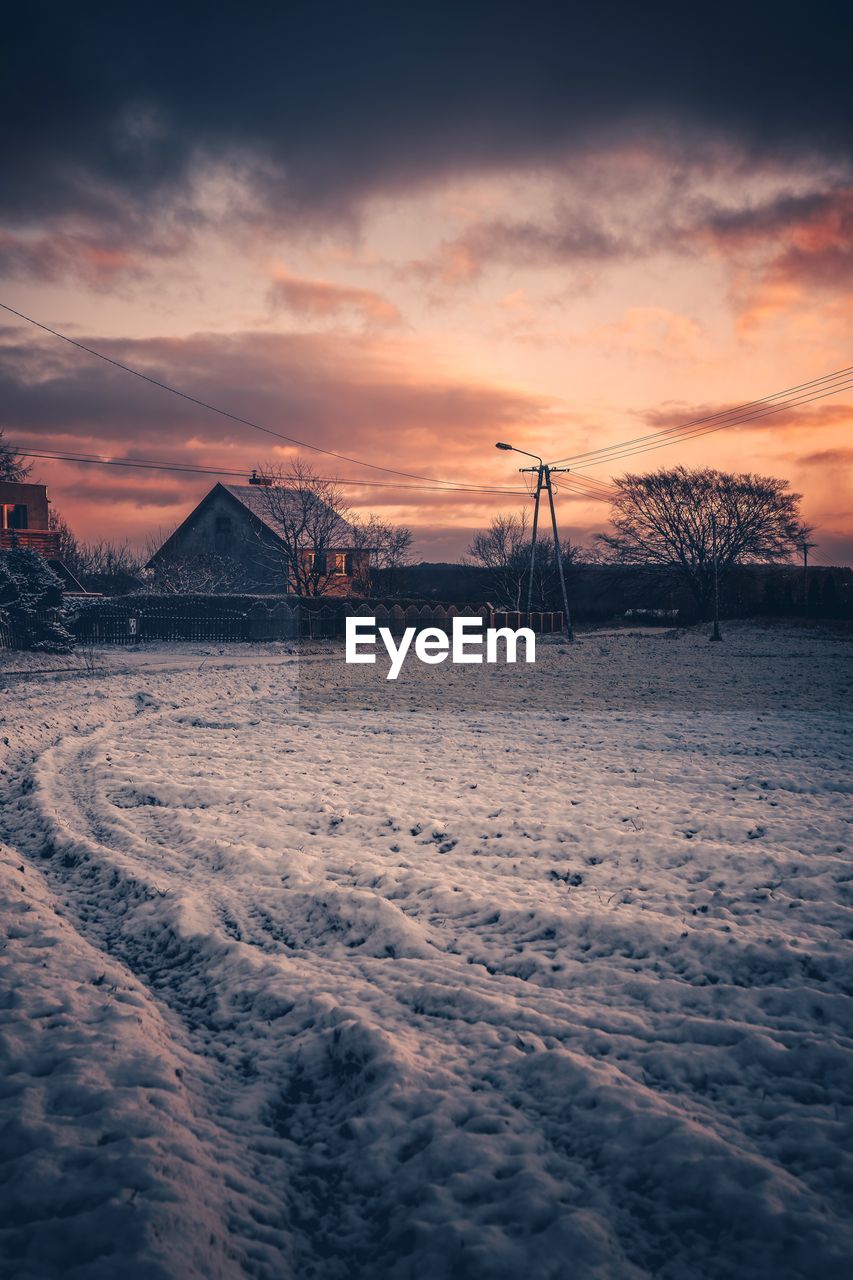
[330,552,347,575]
[1,504,28,530]
[214,515,232,551]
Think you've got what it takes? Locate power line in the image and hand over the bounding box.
[548,367,853,470]
[557,473,616,496]
[551,365,853,465]
[8,300,848,506]
[17,446,527,496]
[570,380,853,474]
[553,478,614,503]
[0,301,525,494]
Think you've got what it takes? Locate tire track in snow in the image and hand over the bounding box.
[1,636,851,1278]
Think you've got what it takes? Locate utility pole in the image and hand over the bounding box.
[803,540,808,603]
[710,511,722,641]
[798,530,817,611]
[496,444,574,640]
[799,537,809,611]
[527,467,541,617]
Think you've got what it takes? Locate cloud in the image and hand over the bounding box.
[678,184,853,328]
[0,220,192,286]
[797,447,853,467]
[407,207,631,287]
[575,308,707,359]
[2,3,851,248]
[697,187,853,284]
[267,269,402,326]
[0,325,556,475]
[641,398,853,433]
[0,322,570,551]
[63,475,188,509]
[0,231,140,287]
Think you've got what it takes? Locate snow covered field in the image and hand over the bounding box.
[1,625,851,1279]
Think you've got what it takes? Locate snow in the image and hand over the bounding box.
[1,624,851,1278]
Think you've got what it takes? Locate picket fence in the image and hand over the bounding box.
[0,600,564,650]
[68,600,564,647]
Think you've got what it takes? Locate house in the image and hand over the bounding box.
[0,478,88,593]
[0,480,58,556]
[146,481,370,595]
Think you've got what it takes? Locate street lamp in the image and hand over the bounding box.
[494,442,574,640]
[496,442,542,464]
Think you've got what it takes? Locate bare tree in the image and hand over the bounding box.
[349,515,414,596]
[146,551,242,595]
[48,513,146,593]
[249,460,356,596]
[598,466,809,618]
[48,507,82,567]
[468,510,579,610]
[531,534,579,611]
[468,511,531,609]
[0,427,32,482]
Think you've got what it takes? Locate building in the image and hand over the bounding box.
[0,479,88,593]
[0,480,58,556]
[146,481,369,595]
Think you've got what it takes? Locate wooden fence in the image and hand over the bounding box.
[1,600,564,649]
[0,609,64,651]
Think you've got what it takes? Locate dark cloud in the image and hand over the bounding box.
[406,207,634,285]
[63,475,187,508]
[405,178,853,294]
[695,186,853,289]
[0,225,189,286]
[2,1,851,243]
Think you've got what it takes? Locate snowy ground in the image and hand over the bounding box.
[1,624,851,1279]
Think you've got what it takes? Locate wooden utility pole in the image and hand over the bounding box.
[802,541,809,608]
[710,511,722,641]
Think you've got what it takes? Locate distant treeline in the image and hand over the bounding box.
[376,562,852,623]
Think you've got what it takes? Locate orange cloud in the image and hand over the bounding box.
[642,399,853,435]
[693,186,853,331]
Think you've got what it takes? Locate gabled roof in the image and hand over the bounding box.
[147,481,357,566]
[222,485,356,545]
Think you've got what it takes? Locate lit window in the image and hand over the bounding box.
[1,504,28,530]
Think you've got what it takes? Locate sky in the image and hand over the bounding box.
[1,1,851,563]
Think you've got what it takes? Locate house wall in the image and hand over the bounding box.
[155,489,284,588]
[0,481,50,529]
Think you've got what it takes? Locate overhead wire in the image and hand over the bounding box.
[5,299,849,509]
[15,447,527,496]
[0,301,526,494]
[548,369,853,470]
[570,381,853,473]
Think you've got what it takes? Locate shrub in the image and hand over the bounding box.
[0,550,74,651]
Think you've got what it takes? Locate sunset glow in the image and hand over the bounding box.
[1,9,850,562]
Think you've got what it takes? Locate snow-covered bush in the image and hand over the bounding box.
[0,549,74,651]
